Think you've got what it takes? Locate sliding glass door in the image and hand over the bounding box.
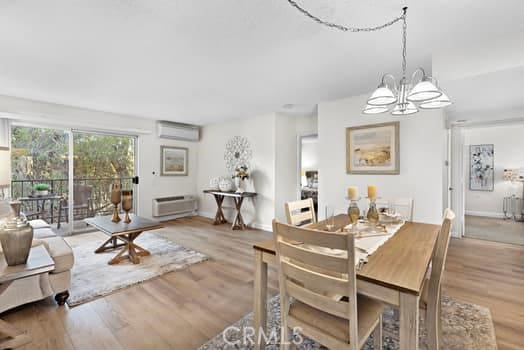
[72,131,137,233]
[10,125,138,235]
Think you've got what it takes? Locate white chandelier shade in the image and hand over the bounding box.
[407,78,442,102]
[391,101,418,116]
[363,104,390,114]
[367,85,397,106]
[419,93,452,109]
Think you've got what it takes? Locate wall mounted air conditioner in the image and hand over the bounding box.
[157,121,200,142]
[152,195,197,217]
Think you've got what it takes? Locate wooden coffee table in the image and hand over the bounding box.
[0,245,55,349]
[85,214,163,265]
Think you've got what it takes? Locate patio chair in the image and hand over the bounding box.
[57,184,94,229]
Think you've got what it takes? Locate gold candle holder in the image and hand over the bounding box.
[110,183,122,223]
[121,190,133,224]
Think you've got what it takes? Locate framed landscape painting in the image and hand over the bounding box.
[469,144,494,191]
[346,121,400,175]
[161,146,188,176]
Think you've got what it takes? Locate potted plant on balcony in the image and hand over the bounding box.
[33,183,50,197]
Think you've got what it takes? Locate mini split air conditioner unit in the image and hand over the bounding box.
[157,121,200,142]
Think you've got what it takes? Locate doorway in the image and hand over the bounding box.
[451,122,524,245]
[298,134,318,216]
[10,125,138,235]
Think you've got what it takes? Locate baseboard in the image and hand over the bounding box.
[197,211,271,232]
[251,222,272,232]
[465,210,505,219]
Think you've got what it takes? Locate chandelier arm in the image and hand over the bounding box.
[286,0,406,33]
[381,74,398,92]
[410,67,426,85]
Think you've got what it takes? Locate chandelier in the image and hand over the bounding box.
[285,2,452,116]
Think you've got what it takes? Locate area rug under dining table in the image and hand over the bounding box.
[199,294,497,350]
[64,228,208,307]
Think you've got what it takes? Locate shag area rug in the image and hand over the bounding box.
[200,295,497,350]
[64,229,208,307]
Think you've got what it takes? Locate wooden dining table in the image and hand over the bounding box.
[252,214,441,350]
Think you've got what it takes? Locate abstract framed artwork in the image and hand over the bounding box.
[346,121,400,174]
[469,144,494,191]
[160,146,188,176]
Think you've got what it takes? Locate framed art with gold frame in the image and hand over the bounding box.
[346,121,400,175]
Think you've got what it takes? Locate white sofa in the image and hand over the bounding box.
[0,219,74,313]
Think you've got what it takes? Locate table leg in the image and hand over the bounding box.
[0,282,32,349]
[99,232,150,265]
[94,236,126,253]
[400,292,420,350]
[213,195,227,225]
[232,197,246,230]
[253,250,268,350]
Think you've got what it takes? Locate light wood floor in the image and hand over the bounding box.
[2,216,523,350]
[465,215,524,245]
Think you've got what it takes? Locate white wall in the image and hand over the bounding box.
[464,124,524,218]
[197,113,276,231]
[318,94,446,225]
[274,113,318,222]
[0,95,199,220]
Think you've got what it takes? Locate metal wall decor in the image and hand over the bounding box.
[224,136,252,173]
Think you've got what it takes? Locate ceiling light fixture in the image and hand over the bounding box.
[285,2,452,116]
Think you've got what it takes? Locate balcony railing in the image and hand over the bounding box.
[11,177,134,223]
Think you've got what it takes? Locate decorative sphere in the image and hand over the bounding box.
[219,178,233,192]
[209,177,221,190]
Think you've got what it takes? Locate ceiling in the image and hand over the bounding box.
[0,0,523,125]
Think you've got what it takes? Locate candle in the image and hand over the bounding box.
[347,186,359,200]
[368,185,377,199]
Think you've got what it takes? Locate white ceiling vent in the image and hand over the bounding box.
[157,121,199,142]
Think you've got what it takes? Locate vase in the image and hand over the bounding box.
[0,201,34,266]
[367,199,379,226]
[347,200,360,232]
[234,177,245,193]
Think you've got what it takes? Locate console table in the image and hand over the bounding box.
[203,190,257,230]
[0,245,54,349]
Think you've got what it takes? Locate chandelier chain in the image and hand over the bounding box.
[286,0,406,33]
[401,15,407,80]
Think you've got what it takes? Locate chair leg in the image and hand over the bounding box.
[281,325,290,350]
[373,314,383,349]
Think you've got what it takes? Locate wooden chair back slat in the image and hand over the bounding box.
[278,240,349,274]
[281,260,348,296]
[285,198,316,226]
[285,279,350,319]
[274,222,347,249]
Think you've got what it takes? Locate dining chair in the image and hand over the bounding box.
[420,208,455,350]
[285,198,316,227]
[393,198,414,221]
[273,220,383,350]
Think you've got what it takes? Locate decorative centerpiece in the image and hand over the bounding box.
[121,190,133,223]
[110,183,122,223]
[232,165,249,193]
[346,186,360,232]
[366,185,380,226]
[33,183,50,196]
[218,178,233,192]
[0,201,34,266]
[209,177,221,190]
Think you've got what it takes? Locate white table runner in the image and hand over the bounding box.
[305,220,405,268]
